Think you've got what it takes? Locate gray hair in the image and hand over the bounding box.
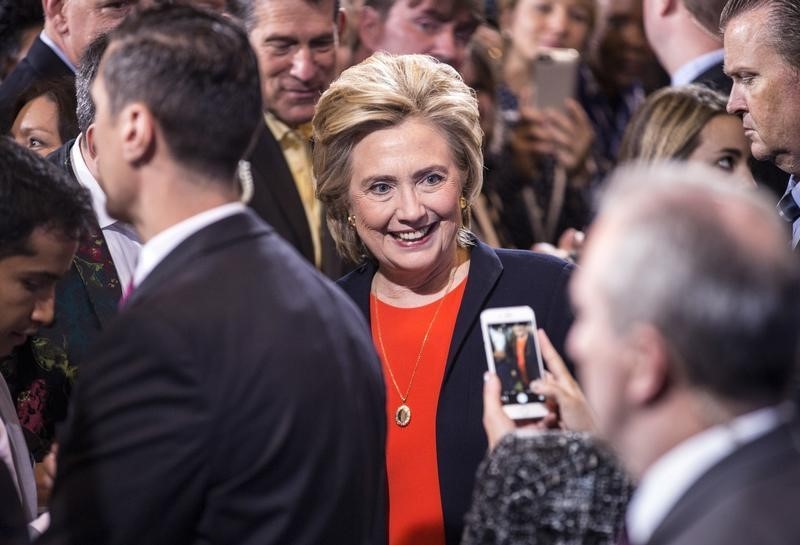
[595,161,800,405]
[75,34,109,134]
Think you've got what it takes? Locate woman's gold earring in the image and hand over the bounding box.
[459,197,468,210]
[348,214,356,227]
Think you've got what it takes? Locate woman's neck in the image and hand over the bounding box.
[373,247,470,308]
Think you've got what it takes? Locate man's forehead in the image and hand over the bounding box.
[394,0,476,19]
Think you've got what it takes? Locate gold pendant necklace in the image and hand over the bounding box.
[373,265,458,428]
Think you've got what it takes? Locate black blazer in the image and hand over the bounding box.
[691,60,732,95]
[0,462,28,545]
[338,240,574,545]
[43,210,387,545]
[0,36,73,132]
[646,413,800,545]
[247,125,349,279]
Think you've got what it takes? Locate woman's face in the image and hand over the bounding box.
[689,114,756,188]
[505,0,593,58]
[11,95,62,157]
[348,117,464,279]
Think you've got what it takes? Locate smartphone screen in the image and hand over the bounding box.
[481,307,548,420]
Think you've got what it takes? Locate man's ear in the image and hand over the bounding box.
[118,103,155,166]
[624,323,672,407]
[657,0,675,18]
[357,5,383,53]
[336,6,347,41]
[83,124,101,178]
[43,0,68,35]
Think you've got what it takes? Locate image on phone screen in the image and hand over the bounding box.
[480,306,548,420]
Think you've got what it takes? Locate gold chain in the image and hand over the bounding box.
[372,265,458,405]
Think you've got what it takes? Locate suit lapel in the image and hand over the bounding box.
[647,417,800,545]
[56,145,123,326]
[73,218,123,325]
[247,125,314,260]
[25,37,74,80]
[444,241,502,378]
[0,377,37,522]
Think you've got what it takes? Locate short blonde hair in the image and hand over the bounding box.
[313,53,484,263]
[618,85,729,164]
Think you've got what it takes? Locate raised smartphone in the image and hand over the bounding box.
[532,47,580,112]
[480,305,548,420]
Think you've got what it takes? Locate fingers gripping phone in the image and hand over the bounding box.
[532,47,580,112]
[480,306,548,420]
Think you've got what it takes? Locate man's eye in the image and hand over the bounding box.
[266,42,294,55]
[415,18,442,33]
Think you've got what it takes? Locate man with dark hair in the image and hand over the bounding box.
[355,0,482,72]
[568,162,800,545]
[0,0,155,132]
[722,0,800,246]
[42,5,385,545]
[643,0,729,92]
[0,137,92,539]
[232,0,348,278]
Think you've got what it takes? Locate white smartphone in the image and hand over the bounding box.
[532,47,580,112]
[480,305,548,420]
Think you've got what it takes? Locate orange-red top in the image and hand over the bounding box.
[370,278,467,545]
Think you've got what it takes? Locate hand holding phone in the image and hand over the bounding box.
[480,306,548,420]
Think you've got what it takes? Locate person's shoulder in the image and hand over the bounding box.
[494,247,574,277]
[337,261,373,291]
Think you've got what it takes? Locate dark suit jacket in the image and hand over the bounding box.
[0,461,29,545]
[43,210,387,545]
[338,239,574,545]
[246,125,349,279]
[692,60,732,95]
[1,141,122,459]
[495,334,538,395]
[0,36,73,132]
[646,414,800,545]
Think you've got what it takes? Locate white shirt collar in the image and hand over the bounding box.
[627,404,789,545]
[38,30,77,73]
[70,135,118,229]
[133,202,246,287]
[671,49,725,87]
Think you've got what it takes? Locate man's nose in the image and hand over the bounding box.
[290,47,316,82]
[31,291,56,327]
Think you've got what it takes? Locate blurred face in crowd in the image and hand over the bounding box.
[359,0,479,72]
[248,0,340,127]
[347,118,463,278]
[566,218,632,448]
[689,114,755,187]
[57,0,148,66]
[0,229,77,357]
[725,5,800,176]
[11,95,63,157]
[593,0,651,89]
[502,0,593,58]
